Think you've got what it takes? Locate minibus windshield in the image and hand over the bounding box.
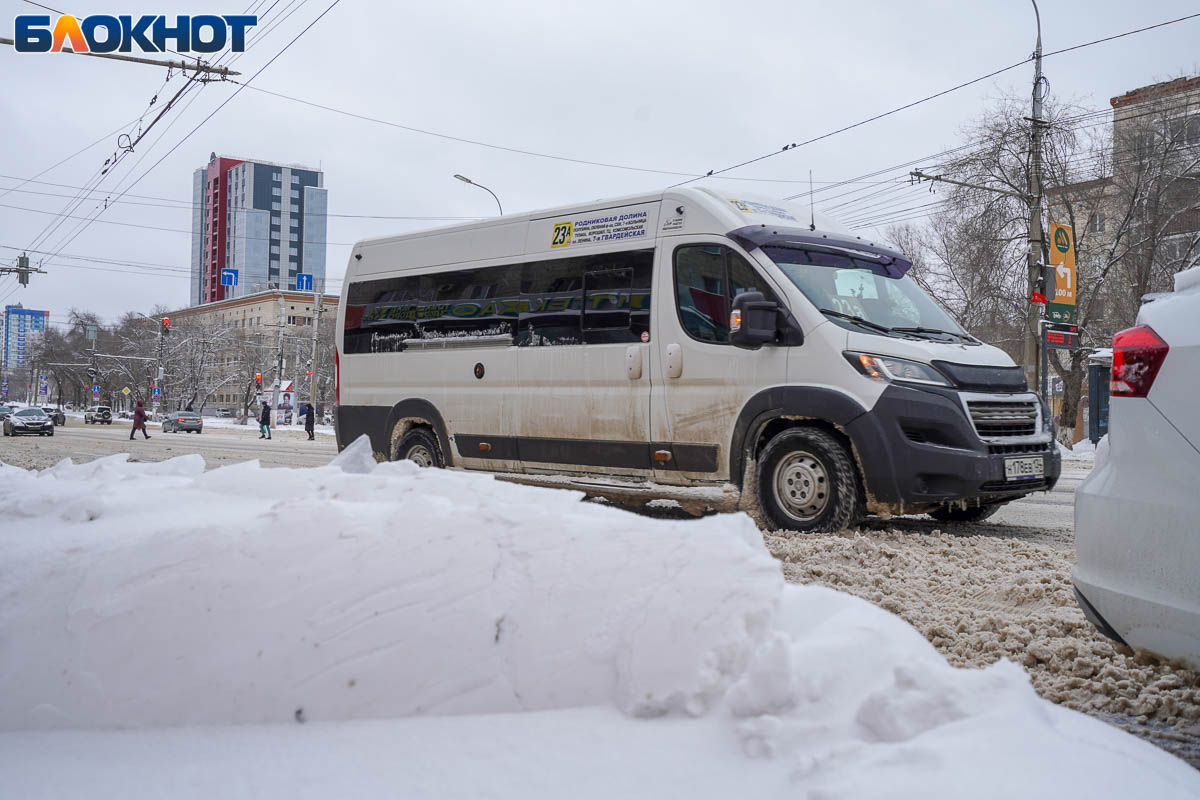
[764,245,969,340]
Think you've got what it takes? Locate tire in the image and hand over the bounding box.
[47,429,53,437]
[757,427,863,533]
[394,427,443,468]
[927,503,1003,523]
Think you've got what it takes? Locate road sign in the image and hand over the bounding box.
[1044,322,1080,350]
[152,386,161,398]
[39,383,49,396]
[296,273,313,291]
[221,268,239,286]
[1048,222,1077,324]
[92,384,100,399]
[122,386,131,396]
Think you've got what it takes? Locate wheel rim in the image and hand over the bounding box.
[405,443,434,468]
[772,449,830,522]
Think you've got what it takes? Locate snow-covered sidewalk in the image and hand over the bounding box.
[1,438,1196,798]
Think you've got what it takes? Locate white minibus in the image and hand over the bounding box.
[335,187,1059,531]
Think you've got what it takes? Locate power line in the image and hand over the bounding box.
[0,178,486,221]
[669,11,1200,189]
[19,0,344,291]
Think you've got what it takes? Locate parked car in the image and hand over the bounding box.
[0,404,19,422]
[1073,266,1200,669]
[84,405,113,424]
[216,408,235,418]
[41,407,66,426]
[3,407,54,437]
[162,411,203,434]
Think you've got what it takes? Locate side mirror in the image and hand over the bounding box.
[730,292,777,350]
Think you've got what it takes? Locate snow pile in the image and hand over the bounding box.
[1,439,1197,798]
[1060,437,1098,462]
[769,528,1200,764]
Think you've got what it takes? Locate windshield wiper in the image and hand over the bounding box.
[891,326,977,343]
[817,308,894,335]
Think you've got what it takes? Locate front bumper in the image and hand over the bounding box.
[846,383,1060,511]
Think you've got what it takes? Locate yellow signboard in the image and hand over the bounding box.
[1049,222,1076,306]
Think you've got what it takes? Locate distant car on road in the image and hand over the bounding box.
[3,407,54,437]
[0,403,19,422]
[41,407,66,426]
[162,411,203,434]
[84,405,113,425]
[1074,267,1200,669]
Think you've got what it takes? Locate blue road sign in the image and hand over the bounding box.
[93,384,100,398]
[152,386,161,398]
[296,273,313,291]
[220,268,239,286]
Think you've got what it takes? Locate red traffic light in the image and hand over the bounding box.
[162,317,169,329]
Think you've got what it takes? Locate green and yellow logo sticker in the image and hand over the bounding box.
[551,221,573,248]
[1054,226,1071,254]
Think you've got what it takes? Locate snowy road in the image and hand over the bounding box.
[766,461,1200,770]
[0,417,337,470]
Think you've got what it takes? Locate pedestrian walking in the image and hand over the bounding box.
[259,401,272,440]
[304,402,316,440]
[129,399,151,440]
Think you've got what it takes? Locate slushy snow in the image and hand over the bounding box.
[1,436,1196,799]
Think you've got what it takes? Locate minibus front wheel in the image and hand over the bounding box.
[757,427,863,533]
[395,427,444,468]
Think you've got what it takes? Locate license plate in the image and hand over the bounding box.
[1004,456,1044,481]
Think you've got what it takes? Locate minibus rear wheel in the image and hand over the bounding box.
[395,427,443,468]
[758,427,862,533]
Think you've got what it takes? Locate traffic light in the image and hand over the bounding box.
[162,317,170,335]
[255,373,262,390]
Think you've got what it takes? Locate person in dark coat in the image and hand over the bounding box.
[304,403,316,440]
[259,401,272,440]
[130,399,150,440]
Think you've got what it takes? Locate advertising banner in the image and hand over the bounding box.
[1048,222,1077,324]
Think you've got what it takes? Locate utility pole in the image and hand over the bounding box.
[272,292,284,418]
[1023,0,1048,392]
[309,279,323,412]
[0,37,240,77]
[0,252,47,286]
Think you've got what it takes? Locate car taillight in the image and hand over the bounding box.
[335,349,340,406]
[1111,325,1169,398]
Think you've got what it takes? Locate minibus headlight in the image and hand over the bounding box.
[844,352,951,387]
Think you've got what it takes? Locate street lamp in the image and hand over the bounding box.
[453,174,503,216]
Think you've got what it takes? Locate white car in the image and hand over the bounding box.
[1073,266,1200,668]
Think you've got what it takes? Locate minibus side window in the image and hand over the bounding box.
[520,249,653,346]
[673,245,778,344]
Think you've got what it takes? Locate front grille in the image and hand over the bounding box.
[966,399,1038,438]
[987,441,1053,456]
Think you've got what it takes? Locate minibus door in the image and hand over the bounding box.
[651,240,790,485]
[515,253,654,478]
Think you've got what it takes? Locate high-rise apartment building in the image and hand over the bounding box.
[190,153,328,306]
[1,303,49,371]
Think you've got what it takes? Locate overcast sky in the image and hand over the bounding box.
[1,0,1197,327]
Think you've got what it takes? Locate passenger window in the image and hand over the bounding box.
[583,268,633,337]
[520,249,653,346]
[674,245,779,344]
[521,257,584,346]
